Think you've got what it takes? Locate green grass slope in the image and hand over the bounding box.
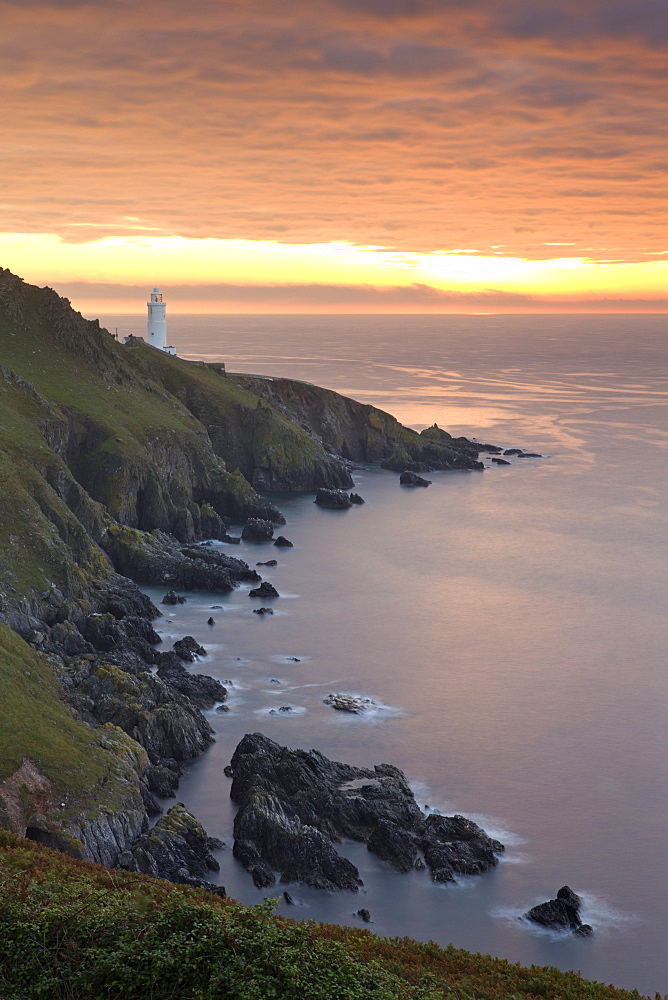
[0,832,652,1000]
[0,625,147,848]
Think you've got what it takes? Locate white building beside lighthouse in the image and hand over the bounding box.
[147,287,176,355]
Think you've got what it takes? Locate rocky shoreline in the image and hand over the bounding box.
[0,268,556,908]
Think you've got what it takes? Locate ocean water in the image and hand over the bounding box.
[101,313,668,995]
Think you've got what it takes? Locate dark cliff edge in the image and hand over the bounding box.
[0,266,487,881]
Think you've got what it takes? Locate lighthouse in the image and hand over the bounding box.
[147,287,175,355]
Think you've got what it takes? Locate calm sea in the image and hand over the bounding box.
[100,313,668,995]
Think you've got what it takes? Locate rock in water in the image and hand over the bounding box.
[226,733,504,891]
[399,471,432,487]
[162,590,187,605]
[257,559,278,566]
[525,885,593,935]
[315,488,353,508]
[357,908,371,922]
[249,581,279,598]
[173,636,207,661]
[207,617,215,625]
[241,518,275,541]
[349,493,365,505]
[253,607,274,615]
[274,536,294,547]
[323,693,373,714]
[491,457,510,465]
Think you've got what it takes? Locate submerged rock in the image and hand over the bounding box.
[249,581,279,598]
[315,488,353,509]
[274,536,294,547]
[257,559,278,566]
[400,471,432,487]
[226,733,503,892]
[525,885,593,936]
[357,908,372,923]
[253,607,274,615]
[492,458,510,465]
[324,693,374,714]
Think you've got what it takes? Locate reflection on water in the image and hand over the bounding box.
[102,313,668,996]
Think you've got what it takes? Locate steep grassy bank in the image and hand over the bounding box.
[0,831,650,1000]
[0,624,147,861]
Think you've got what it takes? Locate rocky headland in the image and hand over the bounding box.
[0,267,504,893]
[226,732,504,891]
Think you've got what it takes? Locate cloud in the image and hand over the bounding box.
[0,0,666,287]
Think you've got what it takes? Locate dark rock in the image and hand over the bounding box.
[207,617,215,625]
[399,471,431,487]
[173,635,207,661]
[162,591,187,605]
[253,607,274,615]
[503,448,523,455]
[210,605,223,608]
[315,488,353,509]
[518,452,542,458]
[257,559,278,566]
[249,581,279,598]
[233,839,276,888]
[349,493,365,505]
[274,536,293,547]
[65,660,214,764]
[525,885,588,933]
[241,518,274,542]
[575,924,594,938]
[477,444,503,453]
[422,814,503,879]
[102,527,260,593]
[269,706,294,715]
[367,819,419,873]
[117,803,225,897]
[157,659,227,709]
[226,733,502,892]
[357,908,371,923]
[491,458,510,465]
[146,763,181,798]
[283,891,295,905]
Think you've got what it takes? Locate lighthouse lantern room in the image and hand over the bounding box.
[147,287,176,355]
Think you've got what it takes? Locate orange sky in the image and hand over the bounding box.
[1,0,667,313]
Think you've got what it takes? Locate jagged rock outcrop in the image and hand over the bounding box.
[315,488,353,509]
[227,733,503,891]
[399,471,431,487]
[525,886,593,936]
[117,803,225,896]
[101,526,260,592]
[241,518,274,541]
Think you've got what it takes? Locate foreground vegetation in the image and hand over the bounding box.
[0,832,652,1000]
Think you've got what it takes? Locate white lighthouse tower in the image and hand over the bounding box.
[147,287,175,355]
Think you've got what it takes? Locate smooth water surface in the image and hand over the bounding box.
[103,313,668,995]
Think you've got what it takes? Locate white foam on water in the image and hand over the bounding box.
[493,891,640,939]
[254,704,308,717]
[324,692,403,722]
[270,654,312,664]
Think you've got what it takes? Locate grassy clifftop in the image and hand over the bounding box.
[0,830,649,1000]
